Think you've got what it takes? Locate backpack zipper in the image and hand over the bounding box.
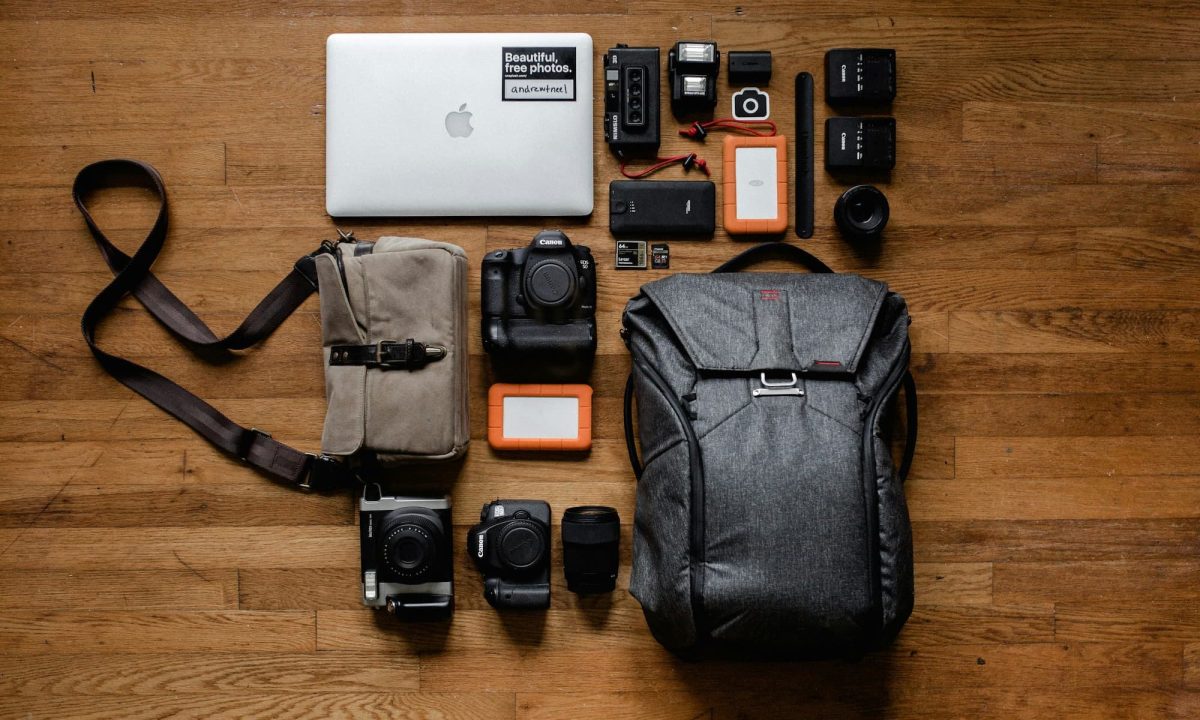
[635,359,707,644]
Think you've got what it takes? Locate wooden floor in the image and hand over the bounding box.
[2,0,1199,718]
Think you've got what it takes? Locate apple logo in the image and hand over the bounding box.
[444,103,474,138]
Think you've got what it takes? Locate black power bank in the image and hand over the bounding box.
[609,180,716,236]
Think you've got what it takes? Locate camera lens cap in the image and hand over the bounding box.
[527,261,576,307]
[498,520,546,570]
[834,185,889,241]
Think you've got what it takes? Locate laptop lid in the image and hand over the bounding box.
[326,33,594,217]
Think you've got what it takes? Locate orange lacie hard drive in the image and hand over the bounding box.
[722,134,789,235]
[487,384,593,451]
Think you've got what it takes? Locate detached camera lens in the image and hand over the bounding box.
[834,185,889,242]
[561,506,621,594]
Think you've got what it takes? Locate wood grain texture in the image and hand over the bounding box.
[0,0,1197,717]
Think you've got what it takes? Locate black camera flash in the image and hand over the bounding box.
[825,116,896,171]
[669,41,720,116]
[825,48,896,104]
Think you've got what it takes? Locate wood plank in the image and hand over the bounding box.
[0,527,358,570]
[920,393,1200,437]
[948,310,1200,354]
[0,693,513,720]
[1099,144,1200,184]
[909,475,1200,521]
[0,569,239,610]
[994,561,1200,605]
[913,352,1200,394]
[956,436,1200,479]
[1056,603,1200,643]
[964,101,1200,144]
[0,651,418,695]
[0,610,316,653]
[915,562,993,605]
[914,519,1200,563]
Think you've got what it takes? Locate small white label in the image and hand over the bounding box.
[503,79,574,100]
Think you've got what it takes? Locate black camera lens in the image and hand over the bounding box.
[834,185,889,242]
[562,506,621,594]
[381,509,444,582]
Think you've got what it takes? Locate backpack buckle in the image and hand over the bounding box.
[752,372,804,397]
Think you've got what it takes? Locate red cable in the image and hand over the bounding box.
[619,153,710,179]
[679,117,778,140]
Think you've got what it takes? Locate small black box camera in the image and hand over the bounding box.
[604,45,661,154]
[359,484,453,620]
[481,230,597,383]
[468,499,552,610]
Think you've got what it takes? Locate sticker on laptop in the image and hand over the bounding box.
[502,47,577,101]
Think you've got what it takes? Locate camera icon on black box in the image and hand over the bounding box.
[731,87,770,121]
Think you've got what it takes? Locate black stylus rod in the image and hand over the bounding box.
[795,71,814,239]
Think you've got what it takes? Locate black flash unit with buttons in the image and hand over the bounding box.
[669,41,720,116]
[609,180,716,236]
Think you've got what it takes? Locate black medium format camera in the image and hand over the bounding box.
[603,44,661,153]
[360,484,453,620]
[481,230,596,382]
[468,500,552,609]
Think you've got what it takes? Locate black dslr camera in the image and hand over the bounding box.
[359,484,453,620]
[467,500,552,609]
[481,230,596,382]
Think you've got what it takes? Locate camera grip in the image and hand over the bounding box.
[485,578,551,609]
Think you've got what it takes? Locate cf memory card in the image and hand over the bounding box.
[615,240,647,269]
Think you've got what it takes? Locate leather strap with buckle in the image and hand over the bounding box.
[329,339,447,370]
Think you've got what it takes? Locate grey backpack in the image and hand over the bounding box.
[621,244,917,656]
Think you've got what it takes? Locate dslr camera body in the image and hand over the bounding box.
[468,499,552,609]
[481,230,596,382]
[359,484,453,620]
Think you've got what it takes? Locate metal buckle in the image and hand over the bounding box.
[299,454,348,492]
[752,372,804,398]
[376,340,446,369]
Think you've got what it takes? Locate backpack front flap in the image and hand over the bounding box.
[624,271,913,654]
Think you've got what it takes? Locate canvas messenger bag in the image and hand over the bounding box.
[621,243,918,656]
[73,159,469,491]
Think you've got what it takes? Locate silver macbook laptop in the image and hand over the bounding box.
[326,33,594,217]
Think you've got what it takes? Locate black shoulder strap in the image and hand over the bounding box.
[711,241,834,274]
[73,159,352,491]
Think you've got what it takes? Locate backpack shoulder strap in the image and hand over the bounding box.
[73,159,352,491]
[711,241,834,274]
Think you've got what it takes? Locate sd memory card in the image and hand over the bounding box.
[615,240,647,269]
